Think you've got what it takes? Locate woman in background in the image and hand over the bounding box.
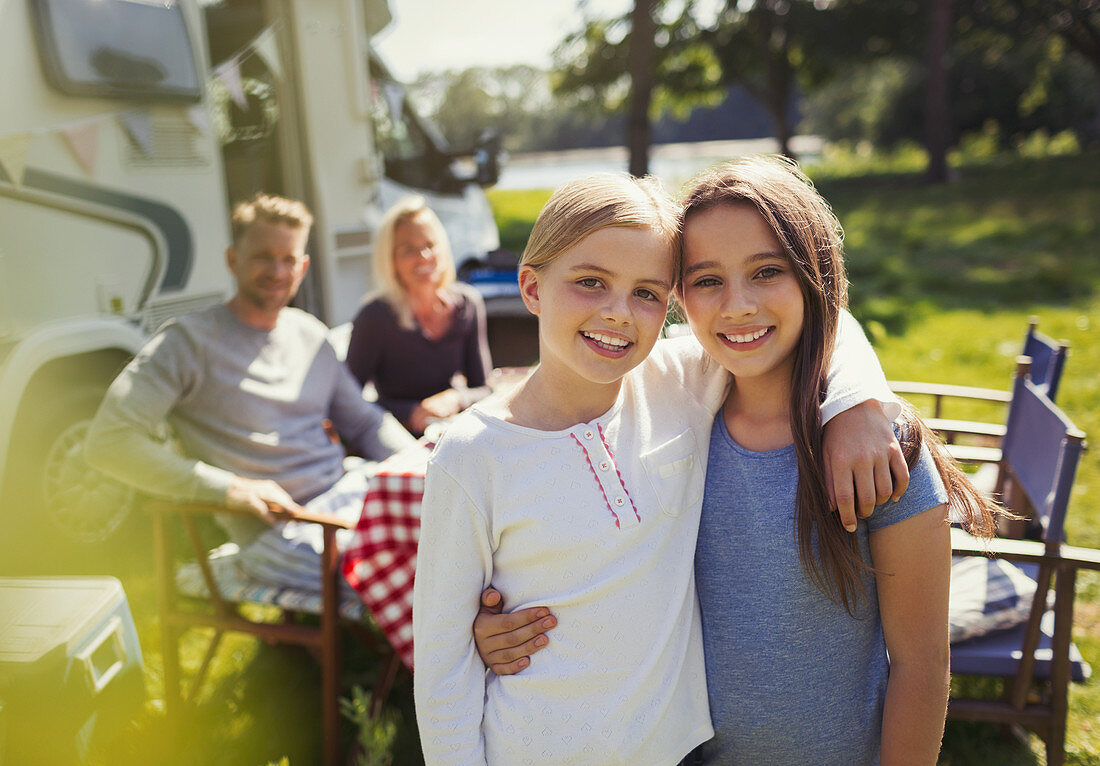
[346,196,492,436]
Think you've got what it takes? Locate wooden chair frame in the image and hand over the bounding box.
[147,501,404,766]
[949,534,1100,764]
[946,362,1094,765]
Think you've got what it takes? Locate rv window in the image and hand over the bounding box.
[369,79,437,189]
[30,0,202,102]
[368,72,461,193]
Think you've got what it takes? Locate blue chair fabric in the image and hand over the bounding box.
[947,363,1093,766]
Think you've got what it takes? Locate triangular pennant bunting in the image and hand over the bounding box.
[187,104,211,135]
[61,121,99,176]
[119,110,154,156]
[253,28,283,80]
[0,133,32,188]
[215,58,248,110]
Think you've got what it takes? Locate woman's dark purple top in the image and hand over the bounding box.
[345,283,492,426]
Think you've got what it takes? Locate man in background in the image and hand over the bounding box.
[86,194,415,590]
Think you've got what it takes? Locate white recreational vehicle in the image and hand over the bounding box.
[0,0,507,553]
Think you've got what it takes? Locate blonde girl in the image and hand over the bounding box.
[414,173,903,765]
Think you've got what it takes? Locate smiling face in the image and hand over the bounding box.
[520,226,674,392]
[681,203,805,390]
[226,219,310,320]
[393,214,447,291]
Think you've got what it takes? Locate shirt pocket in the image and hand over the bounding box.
[641,429,703,518]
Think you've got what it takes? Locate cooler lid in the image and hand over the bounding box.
[0,577,126,665]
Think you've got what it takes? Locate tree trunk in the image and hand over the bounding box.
[773,104,793,159]
[627,0,657,177]
[924,0,953,183]
[755,4,794,160]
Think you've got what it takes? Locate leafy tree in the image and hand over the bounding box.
[410,65,565,152]
[433,69,498,150]
[960,0,1100,145]
[800,0,1099,158]
[701,1,805,158]
[964,0,1100,74]
[552,1,724,172]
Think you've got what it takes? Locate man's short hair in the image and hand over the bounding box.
[231,194,314,244]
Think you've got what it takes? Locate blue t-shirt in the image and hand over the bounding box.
[695,414,948,766]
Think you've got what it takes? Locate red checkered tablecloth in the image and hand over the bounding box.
[342,440,433,669]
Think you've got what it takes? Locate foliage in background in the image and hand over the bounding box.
[964,0,1100,75]
[551,2,723,122]
[407,65,585,153]
[802,35,1100,151]
[341,686,398,766]
[699,0,851,157]
[405,0,1100,176]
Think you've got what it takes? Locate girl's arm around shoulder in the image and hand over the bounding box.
[823,310,900,423]
[413,455,495,765]
[868,445,952,766]
[821,311,909,527]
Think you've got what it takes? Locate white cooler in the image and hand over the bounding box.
[0,577,144,763]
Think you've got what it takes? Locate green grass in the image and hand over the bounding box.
[486,187,553,254]
[876,304,1100,763]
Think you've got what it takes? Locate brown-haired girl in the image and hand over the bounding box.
[679,155,995,764]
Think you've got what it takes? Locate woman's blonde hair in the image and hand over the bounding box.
[522,173,681,276]
[372,195,457,328]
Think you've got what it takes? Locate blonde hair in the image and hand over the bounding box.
[373,195,457,328]
[231,193,313,244]
[522,174,681,277]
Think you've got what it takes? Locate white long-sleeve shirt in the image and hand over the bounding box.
[413,313,895,765]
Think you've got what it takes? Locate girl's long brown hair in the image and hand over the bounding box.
[681,156,998,613]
